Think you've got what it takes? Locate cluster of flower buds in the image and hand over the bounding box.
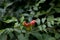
[23,20,36,27]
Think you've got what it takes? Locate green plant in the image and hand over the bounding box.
[0,0,60,40]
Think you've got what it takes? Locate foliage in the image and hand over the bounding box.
[0,0,60,40]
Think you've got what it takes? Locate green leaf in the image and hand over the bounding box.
[0,30,5,35]
[20,16,24,23]
[47,15,54,22]
[8,32,14,40]
[38,25,43,31]
[24,33,29,40]
[42,24,47,32]
[0,8,5,17]
[47,22,52,27]
[31,32,42,40]
[54,18,60,23]
[14,28,21,34]
[4,17,17,23]
[54,8,60,13]
[51,21,54,25]
[14,22,20,28]
[33,6,38,11]
[36,0,46,6]
[41,18,46,24]
[17,34,26,40]
[20,26,24,30]
[5,2,14,9]
[36,18,40,25]
[0,30,7,40]
[30,11,35,16]
[35,12,40,17]
[48,37,56,40]
[42,34,55,40]
[55,33,60,39]
[47,15,54,26]
[0,34,7,40]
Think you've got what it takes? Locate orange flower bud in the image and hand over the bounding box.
[23,21,31,27]
[30,20,36,26]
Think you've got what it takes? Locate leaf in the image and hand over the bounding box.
[0,29,5,35]
[8,32,14,40]
[55,33,60,39]
[20,16,24,23]
[20,26,24,30]
[0,8,5,17]
[47,15,54,22]
[36,0,46,6]
[14,22,20,28]
[28,17,32,22]
[57,18,60,22]
[30,11,35,16]
[23,14,29,17]
[33,6,38,11]
[48,37,56,40]
[0,34,7,40]
[4,17,17,23]
[42,34,55,40]
[54,8,60,13]
[38,25,43,31]
[17,34,26,40]
[36,18,40,25]
[47,15,54,26]
[16,8,24,13]
[5,2,14,9]
[35,12,40,17]
[47,22,52,27]
[31,32,42,40]
[14,28,21,34]
[41,18,46,24]
[42,24,47,32]
[24,33,29,40]
[0,30,7,40]
[5,28,13,34]
[51,21,54,25]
